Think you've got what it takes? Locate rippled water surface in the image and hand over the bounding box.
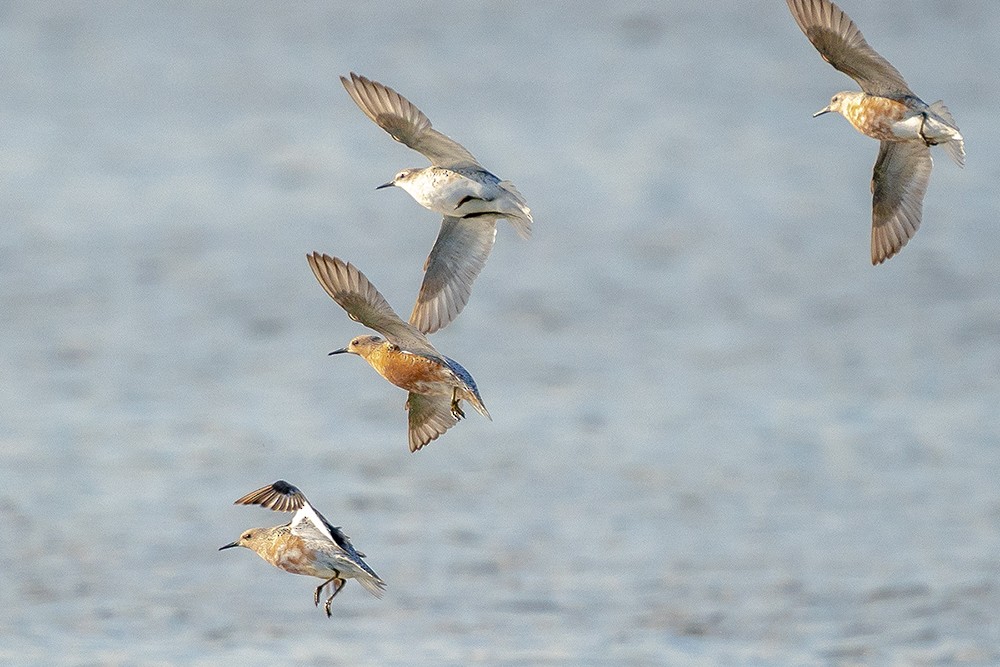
[2,2,999,664]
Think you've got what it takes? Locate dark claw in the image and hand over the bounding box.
[314,576,338,606]
[323,578,345,618]
[451,389,465,420]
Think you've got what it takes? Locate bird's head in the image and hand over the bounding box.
[377,168,420,191]
[330,334,384,359]
[219,527,269,552]
[814,91,859,118]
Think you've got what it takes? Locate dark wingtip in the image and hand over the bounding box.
[271,480,294,494]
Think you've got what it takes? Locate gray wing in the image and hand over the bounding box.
[406,392,459,452]
[234,480,306,512]
[236,480,351,552]
[341,72,480,169]
[290,511,358,557]
[307,252,438,355]
[787,0,913,97]
[442,356,491,420]
[409,216,497,334]
[294,514,384,592]
[870,141,932,264]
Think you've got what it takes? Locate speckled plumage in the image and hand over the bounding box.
[221,481,384,617]
[788,0,964,264]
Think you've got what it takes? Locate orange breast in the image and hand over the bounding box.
[371,346,451,394]
[845,96,909,141]
[265,534,317,575]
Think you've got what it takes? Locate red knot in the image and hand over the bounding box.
[220,480,385,617]
[788,0,964,264]
[307,252,491,452]
[341,72,532,334]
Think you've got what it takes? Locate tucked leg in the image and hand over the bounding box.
[450,389,466,420]
[918,113,936,147]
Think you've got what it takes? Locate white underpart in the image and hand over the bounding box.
[291,503,336,544]
[397,169,492,215]
[890,112,960,144]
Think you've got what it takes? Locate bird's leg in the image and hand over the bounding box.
[323,577,346,618]
[450,388,465,420]
[918,112,935,147]
[314,576,338,606]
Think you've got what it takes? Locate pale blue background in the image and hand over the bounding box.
[1,2,998,664]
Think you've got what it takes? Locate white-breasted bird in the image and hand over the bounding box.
[341,72,532,333]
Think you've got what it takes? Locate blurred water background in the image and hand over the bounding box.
[1,1,999,664]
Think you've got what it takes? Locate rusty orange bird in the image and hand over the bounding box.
[307,252,490,452]
[788,0,964,264]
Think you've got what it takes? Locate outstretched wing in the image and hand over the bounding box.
[409,216,497,334]
[870,140,932,264]
[787,0,913,98]
[406,392,459,452]
[234,480,306,512]
[234,479,356,555]
[341,72,480,169]
[307,252,438,356]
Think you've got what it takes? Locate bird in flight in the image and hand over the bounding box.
[307,252,490,452]
[341,72,532,332]
[220,480,385,617]
[787,0,964,264]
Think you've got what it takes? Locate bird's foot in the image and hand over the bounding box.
[323,578,345,618]
[450,392,465,420]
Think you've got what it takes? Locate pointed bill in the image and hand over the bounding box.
[787,0,913,98]
[409,216,498,334]
[870,141,932,264]
[340,72,480,169]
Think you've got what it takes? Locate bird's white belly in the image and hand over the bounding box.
[408,170,493,215]
[890,111,960,144]
[889,113,928,141]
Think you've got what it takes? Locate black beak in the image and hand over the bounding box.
[328,348,350,356]
[375,181,394,190]
[219,541,239,551]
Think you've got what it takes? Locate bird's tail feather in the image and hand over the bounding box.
[499,180,533,239]
[928,100,965,167]
[356,573,386,599]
